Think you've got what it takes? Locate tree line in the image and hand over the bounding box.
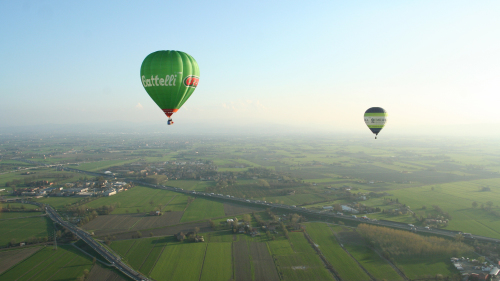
[358,224,472,258]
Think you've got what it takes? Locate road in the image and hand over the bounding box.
[15,158,500,245]
[26,201,149,281]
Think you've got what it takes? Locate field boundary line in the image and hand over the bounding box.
[231,242,235,281]
[329,225,410,281]
[124,240,137,256]
[197,243,209,281]
[0,246,44,277]
[329,229,375,281]
[138,240,158,271]
[266,242,283,281]
[303,230,342,281]
[0,214,46,221]
[128,217,144,230]
[43,255,77,281]
[23,250,68,281]
[148,245,166,276]
[162,195,177,210]
[11,247,57,281]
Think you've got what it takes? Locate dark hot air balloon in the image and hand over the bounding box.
[364,107,387,139]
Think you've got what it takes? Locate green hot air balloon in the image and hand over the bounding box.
[364,107,387,139]
[140,50,200,125]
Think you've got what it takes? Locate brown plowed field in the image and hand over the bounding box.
[130,211,183,230]
[249,242,280,281]
[0,246,42,274]
[100,221,211,240]
[233,240,252,281]
[224,203,263,216]
[84,212,184,237]
[86,264,127,281]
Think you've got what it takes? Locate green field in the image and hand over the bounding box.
[0,212,44,219]
[34,197,83,208]
[150,243,207,281]
[85,185,181,214]
[180,198,225,222]
[200,243,232,281]
[75,158,139,171]
[0,245,93,281]
[269,232,334,281]
[166,180,215,191]
[394,255,459,279]
[305,223,370,281]
[388,179,500,238]
[0,216,52,246]
[344,244,404,281]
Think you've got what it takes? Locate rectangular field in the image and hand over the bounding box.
[180,198,225,222]
[305,223,370,281]
[85,186,179,215]
[0,245,93,281]
[200,243,233,281]
[269,233,334,281]
[0,246,42,274]
[0,216,52,247]
[344,244,404,281]
[150,243,207,281]
[233,240,252,281]
[249,242,280,281]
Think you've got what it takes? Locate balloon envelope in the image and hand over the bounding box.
[364,107,387,137]
[140,50,200,118]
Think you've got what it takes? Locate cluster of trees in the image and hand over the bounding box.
[472,200,500,218]
[430,205,452,220]
[75,269,90,281]
[358,224,472,257]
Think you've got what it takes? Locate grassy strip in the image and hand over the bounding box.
[305,223,370,281]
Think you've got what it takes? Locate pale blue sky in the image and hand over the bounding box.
[1,1,499,135]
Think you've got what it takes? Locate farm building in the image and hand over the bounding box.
[104,190,116,196]
[341,205,359,214]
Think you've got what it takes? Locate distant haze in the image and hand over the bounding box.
[1,1,499,137]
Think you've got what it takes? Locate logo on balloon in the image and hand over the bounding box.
[183,76,199,88]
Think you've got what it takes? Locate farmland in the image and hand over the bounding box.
[0,245,93,281]
[200,243,233,281]
[84,185,181,214]
[180,198,225,222]
[304,223,370,281]
[150,243,207,281]
[3,134,500,279]
[271,232,335,281]
[0,246,42,274]
[0,216,52,247]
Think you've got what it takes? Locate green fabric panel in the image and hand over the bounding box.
[140,50,199,110]
[364,113,388,117]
